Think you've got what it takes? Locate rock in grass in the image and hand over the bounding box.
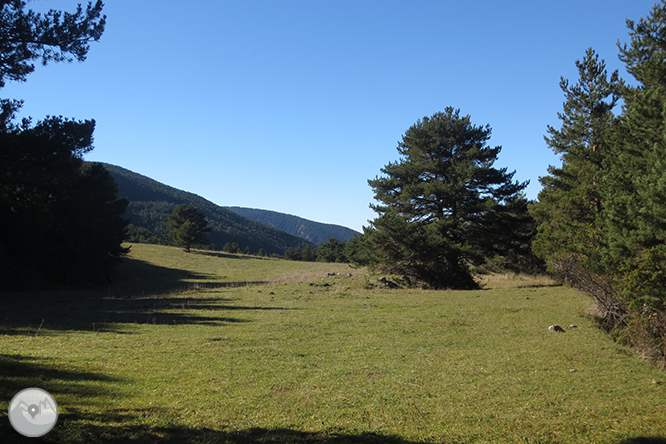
[548,325,566,333]
[378,276,399,289]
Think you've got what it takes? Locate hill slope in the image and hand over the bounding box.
[225,207,360,244]
[100,163,313,255]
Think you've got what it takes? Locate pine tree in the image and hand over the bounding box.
[598,1,666,311]
[0,0,106,86]
[0,1,115,289]
[284,246,303,261]
[166,205,211,252]
[0,118,128,288]
[368,108,528,289]
[531,48,621,269]
[317,237,345,263]
[301,245,316,262]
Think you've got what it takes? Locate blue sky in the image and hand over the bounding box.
[3,1,659,232]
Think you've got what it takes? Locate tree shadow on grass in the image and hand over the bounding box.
[515,282,562,289]
[0,258,286,335]
[0,354,120,403]
[618,439,666,444]
[0,357,425,444]
[110,257,271,296]
[11,422,437,444]
[192,250,275,261]
[0,353,125,444]
[0,357,433,444]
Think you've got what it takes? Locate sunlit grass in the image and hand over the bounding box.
[1,244,665,443]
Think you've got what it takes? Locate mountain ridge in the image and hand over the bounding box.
[224,206,360,244]
[99,163,314,255]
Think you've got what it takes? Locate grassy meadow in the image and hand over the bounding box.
[1,243,665,443]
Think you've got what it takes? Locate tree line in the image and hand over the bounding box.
[163,204,363,263]
[529,2,666,364]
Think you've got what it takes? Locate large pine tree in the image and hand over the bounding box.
[0,117,129,288]
[0,1,128,289]
[367,108,528,289]
[531,48,621,270]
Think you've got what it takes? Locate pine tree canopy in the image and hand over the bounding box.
[0,0,106,87]
[531,48,621,266]
[367,107,529,289]
[0,116,128,288]
[166,205,211,252]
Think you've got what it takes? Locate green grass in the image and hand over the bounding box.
[1,243,665,443]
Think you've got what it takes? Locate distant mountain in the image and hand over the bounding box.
[225,207,360,244]
[100,163,313,255]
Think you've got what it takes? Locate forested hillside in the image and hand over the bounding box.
[100,163,313,255]
[225,207,360,244]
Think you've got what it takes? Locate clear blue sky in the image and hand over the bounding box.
[3,1,659,232]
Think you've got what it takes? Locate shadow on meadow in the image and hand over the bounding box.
[2,354,665,444]
[8,421,438,444]
[192,250,274,261]
[0,353,125,444]
[0,354,119,404]
[6,418,666,444]
[618,439,666,444]
[0,355,429,444]
[0,257,284,335]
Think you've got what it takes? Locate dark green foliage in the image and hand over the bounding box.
[225,206,360,243]
[0,116,128,289]
[532,1,666,363]
[367,108,528,289]
[166,205,211,253]
[223,242,239,254]
[316,237,346,263]
[531,48,621,268]
[597,1,666,315]
[284,246,303,261]
[301,245,316,262]
[346,230,381,268]
[0,0,124,290]
[0,0,106,87]
[282,238,363,263]
[126,224,166,245]
[483,197,544,274]
[101,163,314,255]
